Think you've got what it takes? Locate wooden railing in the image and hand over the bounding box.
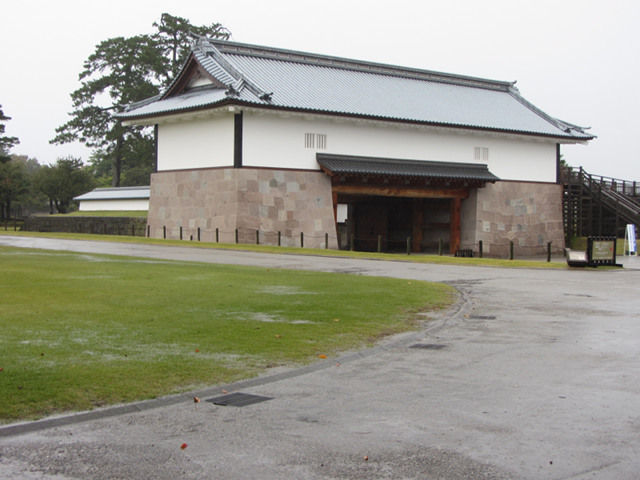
[561,166,640,197]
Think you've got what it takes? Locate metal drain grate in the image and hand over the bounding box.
[468,315,496,320]
[409,343,447,350]
[206,392,273,407]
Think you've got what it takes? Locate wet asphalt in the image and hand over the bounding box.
[1,236,639,479]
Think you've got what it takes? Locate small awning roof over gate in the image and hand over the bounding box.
[317,153,500,183]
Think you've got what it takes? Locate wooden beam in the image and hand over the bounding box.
[332,184,469,199]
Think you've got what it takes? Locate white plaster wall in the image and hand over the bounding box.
[242,113,557,182]
[157,114,234,171]
[78,199,149,211]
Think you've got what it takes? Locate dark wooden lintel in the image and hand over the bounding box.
[332,183,469,199]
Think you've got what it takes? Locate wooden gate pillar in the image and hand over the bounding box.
[412,198,423,253]
[450,197,462,254]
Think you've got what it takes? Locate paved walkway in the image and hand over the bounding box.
[1,236,640,479]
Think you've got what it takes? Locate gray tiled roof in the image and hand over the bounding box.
[317,154,499,182]
[74,186,150,201]
[119,38,593,141]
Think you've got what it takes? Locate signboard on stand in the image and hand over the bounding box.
[587,236,619,267]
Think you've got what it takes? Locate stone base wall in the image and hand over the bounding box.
[148,167,339,249]
[460,181,565,257]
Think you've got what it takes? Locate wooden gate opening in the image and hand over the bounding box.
[344,196,458,253]
[318,154,499,254]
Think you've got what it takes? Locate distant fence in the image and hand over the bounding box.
[22,217,147,236]
[151,224,559,260]
[150,225,339,249]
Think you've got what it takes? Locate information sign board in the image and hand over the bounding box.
[591,240,615,261]
[587,236,619,267]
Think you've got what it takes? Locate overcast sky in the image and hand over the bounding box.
[2,0,639,179]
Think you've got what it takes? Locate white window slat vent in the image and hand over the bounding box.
[474,147,489,162]
[305,133,327,150]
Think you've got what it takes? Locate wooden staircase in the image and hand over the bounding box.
[561,167,640,240]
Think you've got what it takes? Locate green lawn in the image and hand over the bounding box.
[0,246,455,423]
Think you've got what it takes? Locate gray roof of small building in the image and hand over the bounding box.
[119,38,593,141]
[74,186,150,201]
[317,154,499,182]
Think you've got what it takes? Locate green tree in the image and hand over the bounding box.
[11,155,47,213]
[88,128,156,187]
[52,14,231,188]
[11,155,49,214]
[0,105,19,163]
[51,35,164,188]
[35,157,95,214]
[153,13,230,80]
[0,159,29,220]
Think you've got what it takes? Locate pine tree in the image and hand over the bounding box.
[52,14,230,187]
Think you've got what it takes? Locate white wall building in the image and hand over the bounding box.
[74,187,150,212]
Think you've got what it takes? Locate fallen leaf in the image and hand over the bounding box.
[275,334,282,338]
[180,443,188,450]
[318,354,327,359]
[193,397,200,403]
[195,349,200,353]
[335,363,341,367]
[222,389,229,394]
[332,318,340,322]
